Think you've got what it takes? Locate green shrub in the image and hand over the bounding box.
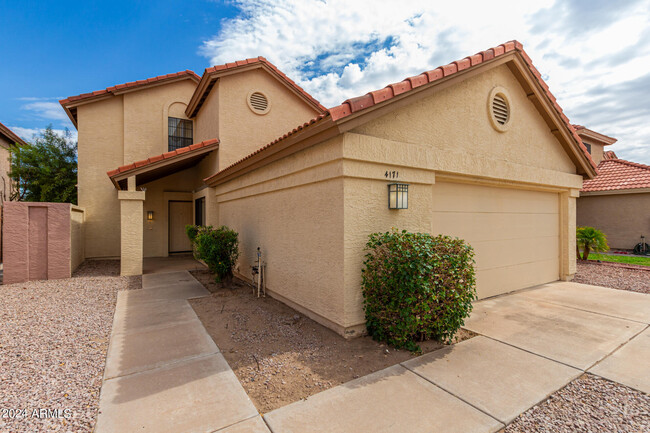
[576,226,608,260]
[192,225,240,282]
[361,230,476,352]
[185,225,200,244]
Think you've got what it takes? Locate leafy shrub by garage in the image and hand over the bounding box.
[361,230,476,352]
[186,225,240,282]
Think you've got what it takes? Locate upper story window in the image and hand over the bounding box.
[584,142,592,154]
[168,117,193,151]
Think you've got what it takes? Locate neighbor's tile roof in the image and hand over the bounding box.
[60,70,200,106]
[603,150,618,160]
[206,40,597,183]
[106,138,218,178]
[0,121,28,146]
[582,158,650,192]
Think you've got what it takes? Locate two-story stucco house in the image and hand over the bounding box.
[60,41,597,336]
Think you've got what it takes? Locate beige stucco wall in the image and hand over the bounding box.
[216,135,347,332]
[195,68,321,171]
[123,80,197,162]
[0,138,12,202]
[587,142,605,165]
[577,192,650,249]
[76,79,196,258]
[194,81,220,145]
[77,96,124,258]
[351,64,578,180]
[70,206,85,272]
[119,189,145,275]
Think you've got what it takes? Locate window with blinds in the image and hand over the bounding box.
[168,117,193,151]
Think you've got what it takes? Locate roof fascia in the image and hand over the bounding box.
[111,144,218,188]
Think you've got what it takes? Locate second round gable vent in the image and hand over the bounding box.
[249,92,269,112]
[492,94,509,125]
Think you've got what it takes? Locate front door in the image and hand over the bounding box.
[169,200,193,253]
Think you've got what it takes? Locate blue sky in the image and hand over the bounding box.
[1,0,649,163]
[0,0,235,134]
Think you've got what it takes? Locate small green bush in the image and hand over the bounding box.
[190,225,240,282]
[576,226,608,260]
[361,230,476,352]
[185,224,200,244]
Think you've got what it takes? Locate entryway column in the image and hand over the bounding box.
[560,189,579,281]
[118,176,145,276]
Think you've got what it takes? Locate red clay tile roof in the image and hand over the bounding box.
[582,158,650,192]
[603,150,618,160]
[188,57,326,117]
[60,70,200,106]
[60,70,201,126]
[0,122,28,147]
[206,40,597,184]
[107,139,218,179]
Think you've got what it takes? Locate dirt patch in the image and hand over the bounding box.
[574,261,650,294]
[189,269,475,413]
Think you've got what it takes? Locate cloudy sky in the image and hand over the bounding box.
[1,0,648,162]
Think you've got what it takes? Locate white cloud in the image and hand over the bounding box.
[21,101,70,122]
[201,0,650,163]
[9,126,78,144]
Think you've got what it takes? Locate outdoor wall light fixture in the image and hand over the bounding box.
[388,183,408,209]
[147,211,154,221]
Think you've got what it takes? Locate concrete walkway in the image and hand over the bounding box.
[97,277,649,432]
[264,281,650,432]
[95,270,265,433]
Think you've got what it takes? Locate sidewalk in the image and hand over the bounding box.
[95,270,267,433]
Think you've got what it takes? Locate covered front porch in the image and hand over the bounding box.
[143,254,207,274]
[106,139,219,276]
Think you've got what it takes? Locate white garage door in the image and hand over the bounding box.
[433,182,560,299]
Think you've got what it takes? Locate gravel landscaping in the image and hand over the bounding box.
[505,374,650,433]
[189,269,474,413]
[574,261,650,294]
[0,260,140,433]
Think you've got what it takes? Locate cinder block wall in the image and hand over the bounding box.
[3,202,85,284]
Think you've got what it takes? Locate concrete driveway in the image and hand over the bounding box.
[463,281,650,391]
[266,281,650,432]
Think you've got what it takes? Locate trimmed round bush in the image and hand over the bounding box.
[191,225,240,282]
[361,230,476,352]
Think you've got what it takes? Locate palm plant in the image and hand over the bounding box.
[576,227,609,260]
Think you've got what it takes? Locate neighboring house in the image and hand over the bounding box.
[60,41,597,337]
[572,125,617,165]
[0,122,27,202]
[577,141,650,250]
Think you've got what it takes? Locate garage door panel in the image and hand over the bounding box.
[434,212,559,242]
[433,182,559,214]
[433,182,560,299]
[472,236,559,270]
[476,258,560,299]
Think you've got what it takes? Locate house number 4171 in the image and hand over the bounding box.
[384,170,399,179]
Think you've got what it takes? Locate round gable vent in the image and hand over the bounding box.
[488,87,512,132]
[247,91,270,115]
